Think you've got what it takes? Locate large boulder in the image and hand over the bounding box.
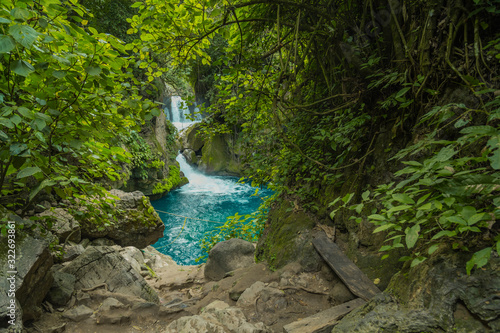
[198,134,241,175]
[204,239,255,281]
[179,122,204,152]
[60,246,158,303]
[79,190,164,249]
[0,233,53,325]
[332,250,500,332]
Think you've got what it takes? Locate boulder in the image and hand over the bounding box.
[198,134,241,175]
[164,300,270,333]
[0,233,53,325]
[46,270,76,307]
[119,246,145,274]
[332,251,500,332]
[39,208,81,243]
[204,239,255,281]
[60,246,159,303]
[61,244,85,262]
[62,305,93,322]
[179,123,204,152]
[79,190,164,249]
[182,148,198,165]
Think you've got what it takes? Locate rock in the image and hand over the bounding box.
[331,282,355,304]
[100,297,126,312]
[182,148,198,165]
[204,239,255,281]
[79,190,164,249]
[39,208,81,243]
[60,246,159,303]
[236,281,266,307]
[332,252,500,332]
[96,312,130,325]
[0,233,53,324]
[179,123,204,152]
[119,246,144,274]
[62,305,93,322]
[198,134,241,175]
[164,300,270,333]
[91,238,116,246]
[46,271,76,307]
[61,244,85,262]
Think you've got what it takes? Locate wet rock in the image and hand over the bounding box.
[204,239,255,281]
[62,305,93,322]
[39,208,81,244]
[60,246,159,303]
[182,148,198,165]
[46,271,76,307]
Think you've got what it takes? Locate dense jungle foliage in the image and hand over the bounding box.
[131,0,500,272]
[0,0,499,274]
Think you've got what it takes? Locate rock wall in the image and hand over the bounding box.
[179,123,242,176]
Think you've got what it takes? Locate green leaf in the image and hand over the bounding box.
[17,107,33,119]
[447,216,467,226]
[496,241,500,256]
[151,108,161,117]
[85,66,101,76]
[10,8,30,21]
[466,247,492,275]
[405,224,420,249]
[434,146,456,162]
[388,205,412,213]
[373,224,395,233]
[10,142,28,156]
[461,206,476,220]
[52,70,67,79]
[29,179,56,202]
[11,60,35,76]
[411,256,427,267]
[361,190,370,201]
[392,193,415,204]
[0,18,12,24]
[443,197,455,207]
[368,214,387,221]
[16,166,42,179]
[417,202,432,211]
[9,24,39,49]
[468,213,486,226]
[0,35,16,53]
[432,230,456,240]
[428,244,439,255]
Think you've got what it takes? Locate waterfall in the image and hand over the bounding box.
[168,96,200,130]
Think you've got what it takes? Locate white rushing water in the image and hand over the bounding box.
[168,96,201,131]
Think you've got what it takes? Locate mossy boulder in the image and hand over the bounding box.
[77,190,164,249]
[256,200,322,271]
[179,122,204,152]
[199,134,241,175]
[332,249,500,332]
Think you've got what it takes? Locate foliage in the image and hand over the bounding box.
[152,165,186,194]
[0,0,158,212]
[331,102,500,274]
[198,192,276,261]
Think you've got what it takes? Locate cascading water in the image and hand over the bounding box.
[152,97,272,265]
[167,96,201,131]
[152,154,272,265]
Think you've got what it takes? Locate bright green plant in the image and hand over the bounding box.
[152,165,187,194]
[331,102,500,274]
[198,192,276,261]
[0,0,161,212]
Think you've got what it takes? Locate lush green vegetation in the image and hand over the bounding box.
[131,0,500,272]
[0,0,162,215]
[0,0,498,274]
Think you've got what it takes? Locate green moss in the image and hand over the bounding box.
[256,200,317,269]
[152,165,187,194]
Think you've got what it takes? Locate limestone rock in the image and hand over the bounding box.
[60,246,159,303]
[0,233,53,324]
[61,244,85,262]
[62,305,93,322]
[332,252,500,332]
[79,190,164,249]
[204,239,255,281]
[39,208,81,243]
[120,246,145,274]
[236,281,265,307]
[163,301,270,333]
[46,270,75,307]
[179,123,204,152]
